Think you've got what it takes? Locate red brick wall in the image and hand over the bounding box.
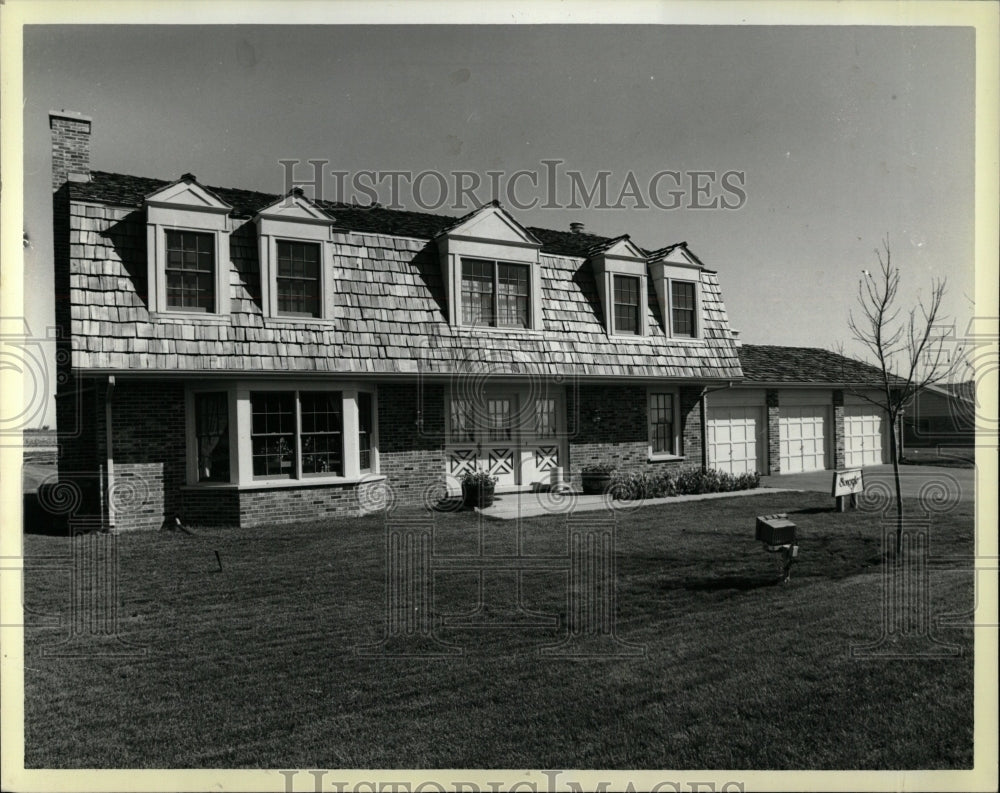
[766,389,780,474]
[108,381,186,531]
[50,114,91,191]
[377,382,446,505]
[565,384,702,487]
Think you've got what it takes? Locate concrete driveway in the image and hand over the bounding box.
[761,463,975,505]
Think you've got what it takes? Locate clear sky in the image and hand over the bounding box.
[21,23,975,425]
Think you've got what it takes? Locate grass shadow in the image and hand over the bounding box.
[653,574,785,592]
[22,492,69,536]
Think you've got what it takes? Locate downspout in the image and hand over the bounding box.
[104,375,115,531]
[696,381,736,470]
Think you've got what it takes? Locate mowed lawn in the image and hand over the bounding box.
[23,490,974,769]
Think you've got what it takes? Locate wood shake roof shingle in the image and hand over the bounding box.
[63,171,744,379]
[737,344,891,385]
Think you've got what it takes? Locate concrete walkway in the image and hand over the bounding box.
[476,486,795,521]
[760,463,975,504]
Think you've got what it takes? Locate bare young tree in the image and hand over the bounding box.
[846,236,965,554]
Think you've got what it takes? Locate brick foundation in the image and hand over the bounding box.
[565,384,702,488]
[377,382,447,506]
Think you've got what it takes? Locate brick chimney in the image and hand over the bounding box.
[569,222,585,234]
[49,110,92,191]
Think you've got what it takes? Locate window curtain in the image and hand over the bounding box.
[196,393,229,481]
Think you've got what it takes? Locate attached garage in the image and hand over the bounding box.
[844,404,886,467]
[777,401,829,474]
[706,389,765,474]
[729,344,902,475]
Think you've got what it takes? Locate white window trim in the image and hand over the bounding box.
[253,193,337,324]
[438,235,544,331]
[145,181,233,318]
[667,277,700,339]
[183,381,378,488]
[147,221,232,318]
[610,272,647,337]
[591,248,649,338]
[647,387,684,461]
[257,230,336,324]
[649,260,703,341]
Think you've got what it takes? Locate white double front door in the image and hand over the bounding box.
[446,385,566,491]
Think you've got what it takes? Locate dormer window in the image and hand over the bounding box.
[613,275,641,335]
[144,174,233,317]
[254,190,336,323]
[648,243,705,341]
[437,202,543,330]
[589,236,649,337]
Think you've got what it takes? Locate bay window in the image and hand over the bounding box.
[251,391,343,479]
[185,384,377,486]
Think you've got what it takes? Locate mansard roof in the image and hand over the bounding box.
[63,171,743,379]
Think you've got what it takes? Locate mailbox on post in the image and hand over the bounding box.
[755,513,799,583]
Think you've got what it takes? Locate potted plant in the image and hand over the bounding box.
[461,469,498,508]
[581,462,616,494]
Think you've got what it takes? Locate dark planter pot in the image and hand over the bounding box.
[581,471,613,495]
[462,481,496,509]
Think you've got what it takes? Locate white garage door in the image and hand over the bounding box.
[708,406,762,474]
[844,406,885,467]
[779,406,828,473]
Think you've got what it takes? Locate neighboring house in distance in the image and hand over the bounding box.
[51,111,743,531]
[903,381,975,447]
[705,343,900,475]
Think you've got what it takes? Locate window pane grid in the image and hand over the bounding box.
[671,281,696,337]
[450,399,476,442]
[535,398,557,438]
[251,392,296,477]
[461,259,495,326]
[277,241,321,317]
[165,230,214,310]
[300,392,343,475]
[488,399,512,441]
[613,275,640,334]
[462,259,530,328]
[497,263,529,328]
[650,393,675,454]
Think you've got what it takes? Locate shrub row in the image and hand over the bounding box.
[608,468,760,500]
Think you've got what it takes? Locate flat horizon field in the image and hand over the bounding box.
[23,490,974,769]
